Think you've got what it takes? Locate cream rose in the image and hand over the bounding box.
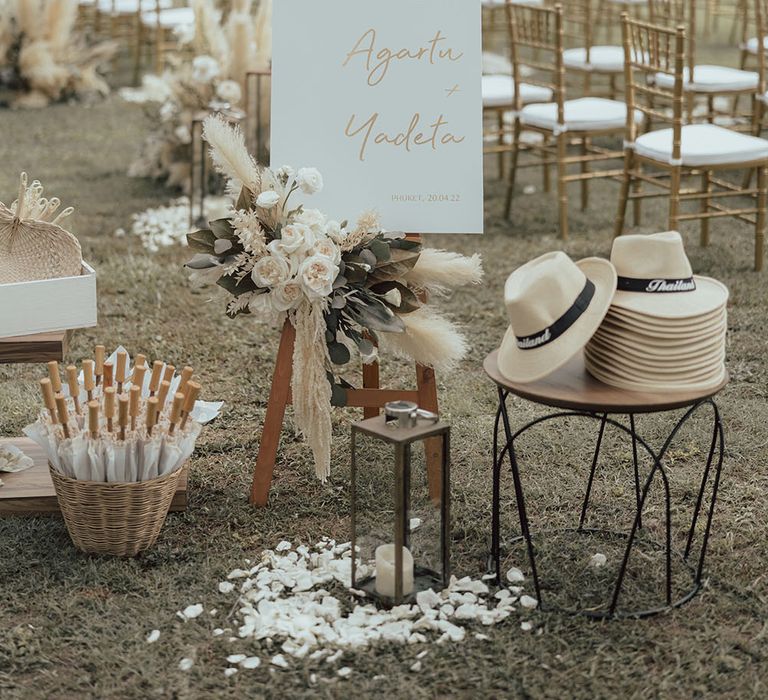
[297,167,324,195]
[313,237,342,265]
[256,190,280,209]
[251,253,291,289]
[324,220,348,244]
[296,208,327,234]
[270,280,304,311]
[299,254,339,300]
[269,223,315,256]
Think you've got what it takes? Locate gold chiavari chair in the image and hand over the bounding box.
[614,14,768,271]
[562,0,627,99]
[503,2,633,239]
[648,0,760,122]
[705,0,744,40]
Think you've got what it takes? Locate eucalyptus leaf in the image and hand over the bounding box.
[330,382,348,407]
[328,342,351,366]
[357,338,375,356]
[187,229,216,253]
[210,218,237,240]
[332,294,347,309]
[332,274,347,290]
[185,253,221,269]
[214,238,233,255]
[217,274,258,297]
[360,249,377,268]
[368,238,391,262]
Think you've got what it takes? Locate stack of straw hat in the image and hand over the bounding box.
[584,231,728,392]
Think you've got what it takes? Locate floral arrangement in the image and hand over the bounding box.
[123,0,271,190]
[0,0,116,108]
[185,115,483,480]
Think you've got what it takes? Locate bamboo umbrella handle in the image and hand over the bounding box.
[180,381,201,429]
[66,365,81,415]
[169,392,184,434]
[178,366,194,396]
[95,345,105,386]
[40,378,57,423]
[104,387,115,432]
[103,361,114,389]
[146,397,159,435]
[149,360,163,397]
[129,385,141,431]
[55,393,70,439]
[83,359,95,402]
[118,395,129,441]
[116,351,128,393]
[48,361,62,393]
[162,364,175,384]
[88,400,100,439]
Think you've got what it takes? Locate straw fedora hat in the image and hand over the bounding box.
[498,252,617,383]
[607,304,726,330]
[596,318,727,350]
[585,342,725,377]
[589,332,726,363]
[584,355,726,392]
[610,231,728,319]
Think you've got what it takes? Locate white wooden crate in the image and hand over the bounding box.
[0,263,97,338]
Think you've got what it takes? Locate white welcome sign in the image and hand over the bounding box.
[270,0,483,234]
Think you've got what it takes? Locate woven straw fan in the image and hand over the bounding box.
[0,173,82,284]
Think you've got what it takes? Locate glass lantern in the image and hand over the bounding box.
[350,402,451,606]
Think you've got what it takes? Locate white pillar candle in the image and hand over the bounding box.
[374,544,414,598]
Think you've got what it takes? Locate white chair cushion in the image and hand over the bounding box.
[563,46,625,73]
[482,75,553,108]
[655,65,759,93]
[483,52,512,76]
[634,124,768,166]
[744,36,768,54]
[520,97,639,132]
[97,0,172,11]
[141,7,195,28]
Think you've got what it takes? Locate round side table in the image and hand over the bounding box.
[484,351,728,619]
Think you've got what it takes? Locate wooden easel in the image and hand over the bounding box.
[250,245,443,506]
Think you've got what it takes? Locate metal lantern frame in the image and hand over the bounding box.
[350,414,451,606]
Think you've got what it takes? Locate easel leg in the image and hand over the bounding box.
[250,321,296,506]
[416,364,442,502]
[362,333,380,419]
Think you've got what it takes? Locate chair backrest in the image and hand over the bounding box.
[621,14,685,160]
[506,2,566,118]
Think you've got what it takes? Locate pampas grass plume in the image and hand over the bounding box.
[405,249,484,296]
[202,114,259,190]
[382,308,468,373]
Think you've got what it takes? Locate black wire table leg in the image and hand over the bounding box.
[629,414,643,530]
[498,388,543,604]
[491,395,504,585]
[578,413,608,530]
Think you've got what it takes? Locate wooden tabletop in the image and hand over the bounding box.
[0,330,70,365]
[484,351,728,414]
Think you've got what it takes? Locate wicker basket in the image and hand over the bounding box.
[49,465,183,557]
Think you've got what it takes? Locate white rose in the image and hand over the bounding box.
[191,55,220,83]
[269,223,315,256]
[296,167,324,195]
[299,255,339,300]
[270,280,304,311]
[324,220,348,244]
[251,253,291,289]
[296,208,327,233]
[216,79,242,105]
[313,237,341,265]
[276,165,295,180]
[256,191,280,209]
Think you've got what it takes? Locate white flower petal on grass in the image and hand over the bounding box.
[219,581,235,594]
[337,667,352,679]
[271,654,289,669]
[276,541,292,552]
[178,658,194,671]
[241,656,261,669]
[146,630,160,644]
[224,667,238,677]
[521,621,534,632]
[179,604,203,621]
[520,595,538,610]
[227,654,246,664]
[410,661,422,672]
[228,569,249,579]
[213,628,225,636]
[409,517,422,531]
[506,567,525,583]
[590,553,607,568]
[474,633,490,641]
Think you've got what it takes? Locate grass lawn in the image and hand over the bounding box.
[1,34,767,700]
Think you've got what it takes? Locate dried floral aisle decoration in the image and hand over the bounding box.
[0,0,116,108]
[122,0,271,190]
[184,115,483,479]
